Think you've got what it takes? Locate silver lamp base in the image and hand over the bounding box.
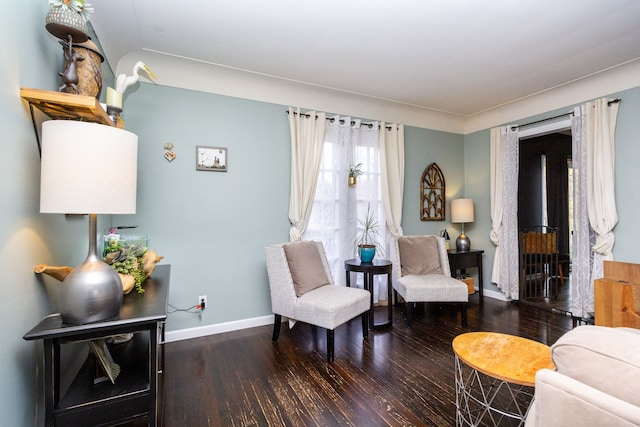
[59,214,123,325]
[456,233,471,252]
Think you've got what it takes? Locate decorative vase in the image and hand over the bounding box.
[349,176,357,186]
[358,246,375,263]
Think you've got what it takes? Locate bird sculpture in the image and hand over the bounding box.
[115,61,157,94]
[106,61,157,123]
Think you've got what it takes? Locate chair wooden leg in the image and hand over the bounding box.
[326,329,334,363]
[406,302,413,327]
[361,311,369,338]
[272,314,281,341]
[460,303,468,327]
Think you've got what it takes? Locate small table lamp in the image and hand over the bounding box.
[40,121,138,325]
[451,198,474,252]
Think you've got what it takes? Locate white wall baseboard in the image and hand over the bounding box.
[165,314,274,343]
[482,288,509,301]
[165,290,510,342]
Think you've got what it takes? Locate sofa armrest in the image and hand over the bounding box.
[525,369,640,427]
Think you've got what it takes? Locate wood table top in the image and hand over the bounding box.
[452,332,554,387]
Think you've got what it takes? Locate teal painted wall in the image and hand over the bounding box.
[118,84,292,330]
[3,3,89,425]
[611,86,640,260]
[402,126,465,236]
[3,5,117,424]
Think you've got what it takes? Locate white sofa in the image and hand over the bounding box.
[526,325,640,426]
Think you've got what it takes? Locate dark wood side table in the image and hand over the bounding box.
[24,264,171,427]
[345,258,393,330]
[448,250,484,298]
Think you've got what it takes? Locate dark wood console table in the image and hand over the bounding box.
[24,264,171,427]
[345,258,393,330]
[448,250,484,298]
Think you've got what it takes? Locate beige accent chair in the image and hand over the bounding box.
[526,325,640,426]
[265,241,371,362]
[390,235,468,327]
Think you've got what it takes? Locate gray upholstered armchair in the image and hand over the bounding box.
[265,241,371,362]
[390,235,468,327]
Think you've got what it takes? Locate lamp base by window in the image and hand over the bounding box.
[456,233,470,252]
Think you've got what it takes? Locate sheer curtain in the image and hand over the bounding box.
[571,98,619,319]
[490,125,520,299]
[303,117,389,303]
[287,107,327,241]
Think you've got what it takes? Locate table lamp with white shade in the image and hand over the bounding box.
[40,120,138,325]
[451,198,474,252]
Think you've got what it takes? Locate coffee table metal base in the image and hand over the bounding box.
[455,355,534,426]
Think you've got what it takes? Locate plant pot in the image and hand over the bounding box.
[45,6,89,42]
[358,246,375,263]
[349,176,357,186]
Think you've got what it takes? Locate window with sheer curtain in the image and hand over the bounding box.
[303,117,388,302]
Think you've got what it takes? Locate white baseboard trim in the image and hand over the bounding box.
[165,314,274,343]
[482,288,509,301]
[166,290,509,342]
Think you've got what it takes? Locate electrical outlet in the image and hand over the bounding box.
[198,295,207,310]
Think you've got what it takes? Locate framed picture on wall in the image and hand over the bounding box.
[196,145,227,172]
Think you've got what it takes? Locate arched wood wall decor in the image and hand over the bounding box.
[420,162,445,221]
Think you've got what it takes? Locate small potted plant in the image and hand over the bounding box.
[348,163,363,186]
[46,0,94,42]
[354,203,384,263]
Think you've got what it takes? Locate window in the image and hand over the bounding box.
[303,118,387,301]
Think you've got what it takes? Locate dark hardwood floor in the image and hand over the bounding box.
[155,295,573,427]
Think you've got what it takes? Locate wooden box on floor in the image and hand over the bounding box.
[594,261,640,328]
[460,277,475,295]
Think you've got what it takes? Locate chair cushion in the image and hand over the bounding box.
[283,241,331,297]
[551,325,640,407]
[398,236,443,276]
[296,285,370,330]
[395,274,468,302]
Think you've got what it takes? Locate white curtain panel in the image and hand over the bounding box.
[287,107,327,241]
[571,98,619,319]
[380,123,405,239]
[489,126,520,299]
[304,117,391,303]
[587,98,619,258]
[305,116,354,274]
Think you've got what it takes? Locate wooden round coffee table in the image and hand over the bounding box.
[452,332,554,426]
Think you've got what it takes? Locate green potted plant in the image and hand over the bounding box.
[354,203,384,262]
[348,163,363,186]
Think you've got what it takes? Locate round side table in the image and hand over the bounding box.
[452,332,555,426]
[344,258,393,330]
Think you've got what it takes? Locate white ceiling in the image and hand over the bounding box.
[90,0,640,118]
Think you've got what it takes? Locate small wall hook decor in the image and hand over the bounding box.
[163,142,176,162]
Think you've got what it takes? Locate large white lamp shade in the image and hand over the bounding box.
[40,120,138,324]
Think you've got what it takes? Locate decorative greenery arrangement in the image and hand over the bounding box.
[354,203,384,255]
[348,163,363,178]
[103,240,148,295]
[48,0,94,20]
